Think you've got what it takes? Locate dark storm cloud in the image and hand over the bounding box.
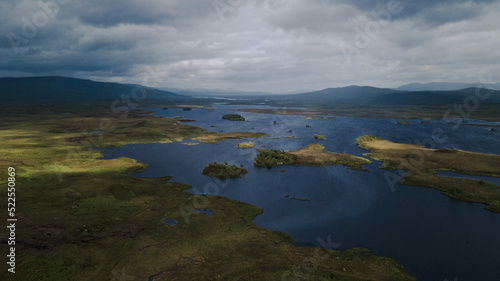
[1,0,499,91]
[337,0,495,22]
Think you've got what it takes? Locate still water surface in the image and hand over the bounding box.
[101,105,500,280]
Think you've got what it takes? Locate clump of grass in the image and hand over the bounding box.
[254,149,296,168]
[313,134,325,140]
[306,144,325,150]
[236,142,254,148]
[202,161,248,179]
[397,120,410,125]
[222,114,245,121]
[356,135,383,146]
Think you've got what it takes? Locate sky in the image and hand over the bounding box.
[1,0,500,93]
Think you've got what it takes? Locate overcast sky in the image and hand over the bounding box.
[1,0,499,93]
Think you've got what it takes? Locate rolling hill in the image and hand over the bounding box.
[0,76,190,103]
[266,85,500,105]
[398,82,500,91]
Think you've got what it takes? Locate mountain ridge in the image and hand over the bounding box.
[0,76,190,103]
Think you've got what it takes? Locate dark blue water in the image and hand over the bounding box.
[163,218,178,226]
[100,105,500,281]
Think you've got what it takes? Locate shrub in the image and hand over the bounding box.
[236,142,254,148]
[355,135,383,146]
[254,149,296,168]
[202,162,248,179]
[222,114,245,121]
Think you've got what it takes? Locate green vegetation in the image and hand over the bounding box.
[202,161,248,179]
[314,134,326,140]
[356,135,384,149]
[222,114,245,121]
[307,144,325,150]
[235,104,500,122]
[0,103,416,281]
[236,142,254,148]
[254,145,371,170]
[397,120,410,125]
[254,149,296,168]
[356,135,500,213]
[193,132,266,144]
[287,145,371,170]
[182,107,192,111]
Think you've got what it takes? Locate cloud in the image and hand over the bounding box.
[0,0,499,92]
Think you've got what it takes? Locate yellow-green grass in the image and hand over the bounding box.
[356,135,500,212]
[0,104,415,280]
[254,145,371,170]
[287,145,371,170]
[236,142,255,148]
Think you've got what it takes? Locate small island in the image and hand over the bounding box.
[397,120,410,125]
[202,161,248,179]
[313,134,326,140]
[222,114,245,121]
[236,142,254,148]
[254,144,371,170]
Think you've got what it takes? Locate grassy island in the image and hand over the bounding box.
[356,135,500,212]
[0,103,416,281]
[193,132,266,144]
[254,144,371,170]
[222,114,245,121]
[397,120,410,125]
[314,134,326,139]
[202,161,248,179]
[236,142,254,148]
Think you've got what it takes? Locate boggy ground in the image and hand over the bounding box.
[0,104,415,281]
[356,135,500,213]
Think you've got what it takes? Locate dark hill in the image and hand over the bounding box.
[0,76,190,103]
[268,85,500,105]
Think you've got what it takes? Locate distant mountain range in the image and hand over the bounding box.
[266,85,500,105]
[1,76,499,106]
[0,76,189,103]
[397,82,500,91]
[159,87,290,97]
